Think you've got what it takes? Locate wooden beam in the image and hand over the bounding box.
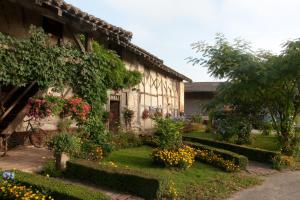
[66,25,85,53]
[85,33,93,52]
[0,82,35,122]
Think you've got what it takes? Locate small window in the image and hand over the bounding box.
[42,17,63,38]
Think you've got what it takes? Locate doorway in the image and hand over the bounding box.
[109,100,120,132]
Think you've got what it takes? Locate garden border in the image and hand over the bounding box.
[7,171,110,200]
[185,141,248,169]
[65,160,164,200]
[184,136,279,164]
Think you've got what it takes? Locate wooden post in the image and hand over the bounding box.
[85,33,93,52]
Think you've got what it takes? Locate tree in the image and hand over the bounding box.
[189,34,300,155]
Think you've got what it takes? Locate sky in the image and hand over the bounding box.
[67,0,300,82]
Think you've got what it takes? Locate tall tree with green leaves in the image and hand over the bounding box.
[189,34,300,155]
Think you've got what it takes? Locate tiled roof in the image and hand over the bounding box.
[185,82,223,92]
[126,43,192,82]
[40,0,133,42]
[28,0,191,81]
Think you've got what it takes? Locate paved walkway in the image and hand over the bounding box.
[246,161,277,175]
[229,171,300,200]
[0,145,52,172]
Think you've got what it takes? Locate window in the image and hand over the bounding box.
[42,17,64,39]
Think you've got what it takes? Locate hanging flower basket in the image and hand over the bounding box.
[27,97,51,119]
[142,109,150,120]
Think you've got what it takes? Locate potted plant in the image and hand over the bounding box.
[48,132,81,170]
[142,109,150,120]
[123,108,134,130]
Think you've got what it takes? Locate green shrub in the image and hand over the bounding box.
[110,131,142,150]
[48,132,81,170]
[261,121,273,136]
[190,115,203,124]
[184,136,279,164]
[272,154,295,170]
[154,118,183,150]
[48,132,81,156]
[41,160,62,178]
[79,141,104,161]
[57,118,73,132]
[183,121,206,133]
[10,171,110,200]
[65,160,163,199]
[139,134,159,147]
[212,110,251,144]
[89,131,114,155]
[185,142,248,169]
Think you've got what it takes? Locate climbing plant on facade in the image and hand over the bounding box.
[0,25,142,146]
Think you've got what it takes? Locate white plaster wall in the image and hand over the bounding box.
[116,51,183,132]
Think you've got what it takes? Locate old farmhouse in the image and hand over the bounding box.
[0,0,191,148]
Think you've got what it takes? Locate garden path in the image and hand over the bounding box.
[246,161,277,175]
[0,145,52,172]
[229,171,300,200]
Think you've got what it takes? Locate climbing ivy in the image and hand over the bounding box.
[0,26,142,144]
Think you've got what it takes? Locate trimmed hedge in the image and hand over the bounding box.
[14,171,110,200]
[65,160,163,200]
[185,141,248,169]
[184,136,280,164]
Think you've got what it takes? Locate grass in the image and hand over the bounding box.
[103,146,261,200]
[249,134,281,151]
[6,171,110,200]
[185,131,281,151]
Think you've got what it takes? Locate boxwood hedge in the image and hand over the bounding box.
[13,171,110,200]
[65,160,164,200]
[185,141,248,169]
[184,136,279,164]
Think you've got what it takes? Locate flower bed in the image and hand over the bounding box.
[185,141,248,170]
[196,149,240,172]
[1,171,110,200]
[0,171,52,200]
[151,145,196,169]
[0,179,52,200]
[184,136,279,164]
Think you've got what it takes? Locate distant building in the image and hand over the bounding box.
[184,82,222,118]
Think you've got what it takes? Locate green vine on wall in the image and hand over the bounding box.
[0,26,142,145]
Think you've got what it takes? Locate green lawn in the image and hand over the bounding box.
[249,134,281,151]
[103,146,260,200]
[185,131,281,151]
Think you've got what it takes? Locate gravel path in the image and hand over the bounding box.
[229,171,300,200]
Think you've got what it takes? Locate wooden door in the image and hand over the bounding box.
[109,100,120,132]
